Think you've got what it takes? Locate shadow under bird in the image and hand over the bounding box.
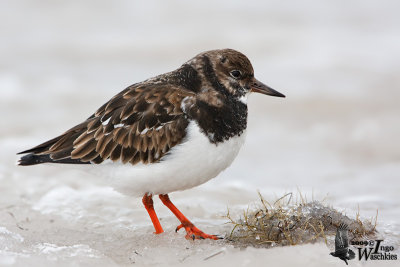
[18,49,285,240]
[330,223,356,265]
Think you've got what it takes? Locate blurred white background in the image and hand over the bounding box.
[1,0,399,266]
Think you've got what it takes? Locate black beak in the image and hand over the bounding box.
[251,78,285,98]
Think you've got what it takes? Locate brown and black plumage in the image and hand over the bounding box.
[18,49,283,167]
[18,49,285,240]
[18,80,193,165]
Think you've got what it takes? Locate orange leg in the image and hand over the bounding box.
[159,194,220,240]
[142,193,164,234]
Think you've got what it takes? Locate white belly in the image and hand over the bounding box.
[86,121,246,197]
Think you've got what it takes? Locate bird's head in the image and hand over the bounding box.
[190,48,285,101]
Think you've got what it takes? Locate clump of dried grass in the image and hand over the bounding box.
[226,192,377,248]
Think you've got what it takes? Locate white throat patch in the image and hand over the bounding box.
[239,93,249,104]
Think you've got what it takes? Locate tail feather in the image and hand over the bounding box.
[18,154,49,166]
[18,153,90,166]
[17,121,91,166]
[17,136,61,155]
[17,121,88,156]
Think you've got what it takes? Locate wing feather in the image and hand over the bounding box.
[18,84,194,165]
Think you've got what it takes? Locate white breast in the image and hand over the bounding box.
[86,121,246,197]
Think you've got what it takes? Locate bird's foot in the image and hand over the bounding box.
[175,221,221,240]
[158,194,221,240]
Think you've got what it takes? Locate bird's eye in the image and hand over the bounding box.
[230,70,242,79]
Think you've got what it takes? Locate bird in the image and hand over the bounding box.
[330,223,356,265]
[17,48,285,240]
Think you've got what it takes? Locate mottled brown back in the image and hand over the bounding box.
[19,83,194,165]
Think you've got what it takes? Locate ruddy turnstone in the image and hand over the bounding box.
[18,49,285,240]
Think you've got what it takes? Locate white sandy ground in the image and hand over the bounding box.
[1,0,400,266]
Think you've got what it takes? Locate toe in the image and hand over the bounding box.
[184,228,220,240]
[175,224,183,232]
